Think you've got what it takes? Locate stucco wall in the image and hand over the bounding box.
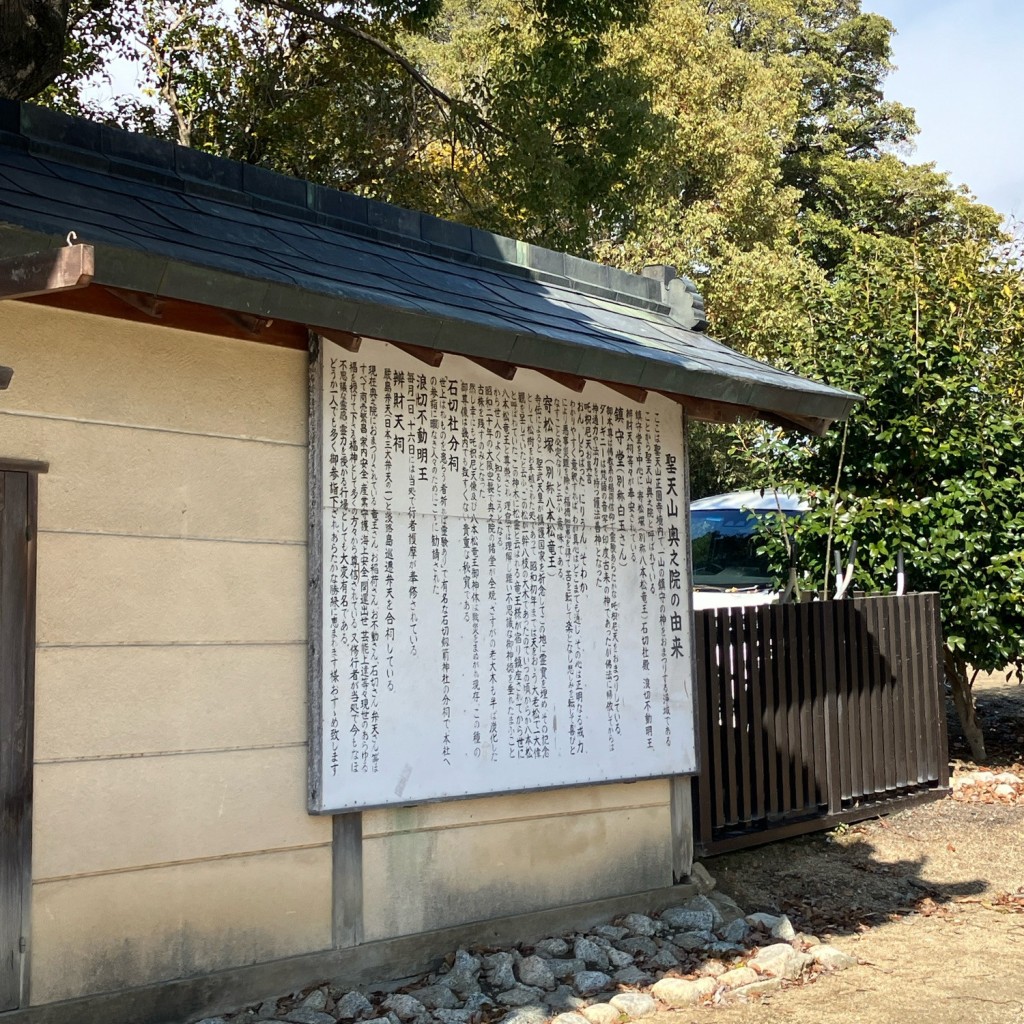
[0,301,673,1007]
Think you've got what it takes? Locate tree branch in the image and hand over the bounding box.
[261,0,502,137]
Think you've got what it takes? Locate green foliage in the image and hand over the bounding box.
[749,227,1024,686]
[33,0,1024,718]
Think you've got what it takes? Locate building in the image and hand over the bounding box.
[0,101,857,1024]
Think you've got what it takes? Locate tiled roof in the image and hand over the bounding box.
[0,101,859,430]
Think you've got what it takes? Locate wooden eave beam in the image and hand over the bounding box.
[0,244,94,300]
[23,286,308,350]
[662,391,830,436]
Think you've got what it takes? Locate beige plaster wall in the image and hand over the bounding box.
[1,302,674,1007]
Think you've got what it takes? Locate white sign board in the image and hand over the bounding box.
[309,337,695,813]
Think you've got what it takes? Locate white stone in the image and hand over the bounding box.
[650,977,718,1006]
[748,943,812,981]
[810,944,858,970]
[609,992,658,1018]
[580,1004,621,1024]
[501,1009,547,1024]
[995,783,1017,798]
[717,967,759,990]
[550,1014,591,1024]
[734,977,782,998]
[770,915,796,941]
[995,772,1022,786]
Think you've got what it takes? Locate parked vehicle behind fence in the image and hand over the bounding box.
[691,490,806,611]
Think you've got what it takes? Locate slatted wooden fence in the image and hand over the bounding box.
[693,593,949,855]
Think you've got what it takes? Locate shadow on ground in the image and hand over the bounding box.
[706,825,988,941]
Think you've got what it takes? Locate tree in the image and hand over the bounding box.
[0,0,71,100]
[747,204,1024,759]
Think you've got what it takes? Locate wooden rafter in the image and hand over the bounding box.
[602,381,648,405]
[537,369,586,393]
[467,356,517,381]
[391,342,444,368]
[0,244,94,301]
[106,287,164,319]
[316,328,361,353]
[223,311,273,336]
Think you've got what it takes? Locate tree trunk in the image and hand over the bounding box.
[0,0,71,101]
[944,647,986,761]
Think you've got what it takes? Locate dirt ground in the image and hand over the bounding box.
[659,672,1024,1024]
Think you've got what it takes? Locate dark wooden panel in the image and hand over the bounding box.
[889,598,910,789]
[730,608,752,824]
[692,595,949,855]
[878,600,898,793]
[718,610,738,826]
[694,611,714,845]
[929,595,950,788]
[784,604,805,814]
[820,603,841,813]
[925,593,937,774]
[770,602,782,819]
[746,607,766,823]
[1,472,31,1011]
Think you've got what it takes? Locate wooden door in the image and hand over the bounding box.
[0,468,37,1011]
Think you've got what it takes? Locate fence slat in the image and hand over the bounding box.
[762,604,781,820]
[889,599,910,790]
[731,607,752,824]
[747,607,766,824]
[879,599,898,793]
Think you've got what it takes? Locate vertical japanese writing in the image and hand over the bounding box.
[319,341,691,808]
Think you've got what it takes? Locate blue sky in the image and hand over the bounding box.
[866,0,1024,223]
